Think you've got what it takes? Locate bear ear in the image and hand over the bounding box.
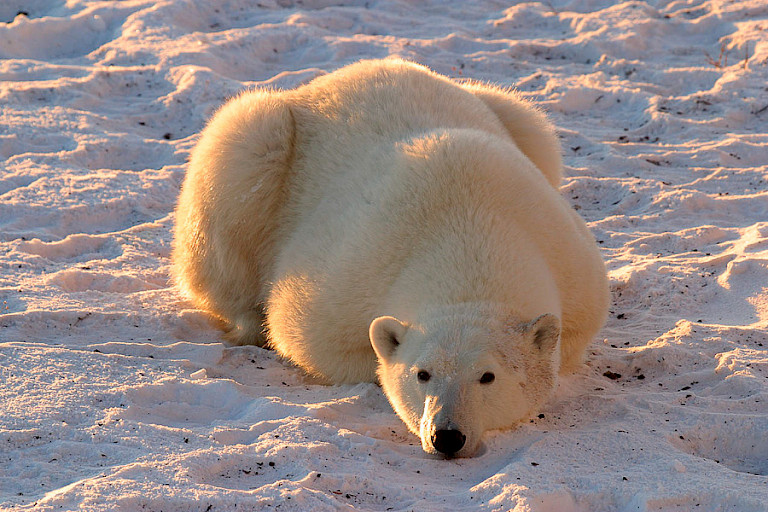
[524,313,561,354]
[369,316,408,361]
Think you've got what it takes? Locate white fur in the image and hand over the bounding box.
[172,59,610,457]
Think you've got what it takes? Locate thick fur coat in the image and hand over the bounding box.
[173,59,610,457]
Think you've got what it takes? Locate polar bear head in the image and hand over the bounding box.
[369,305,561,458]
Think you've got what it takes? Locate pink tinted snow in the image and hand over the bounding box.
[1,0,767,510]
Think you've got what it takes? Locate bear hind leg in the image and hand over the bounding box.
[462,83,563,189]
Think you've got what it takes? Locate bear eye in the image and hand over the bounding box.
[417,370,431,382]
[479,372,495,384]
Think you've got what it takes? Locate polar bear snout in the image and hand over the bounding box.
[431,428,466,456]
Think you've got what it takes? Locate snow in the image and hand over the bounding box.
[1,0,767,510]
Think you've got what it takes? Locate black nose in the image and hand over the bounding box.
[431,429,466,455]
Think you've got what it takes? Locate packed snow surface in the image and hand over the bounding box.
[1,0,767,510]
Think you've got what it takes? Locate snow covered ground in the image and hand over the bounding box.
[1,0,767,510]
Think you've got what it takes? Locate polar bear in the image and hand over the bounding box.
[172,59,610,457]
